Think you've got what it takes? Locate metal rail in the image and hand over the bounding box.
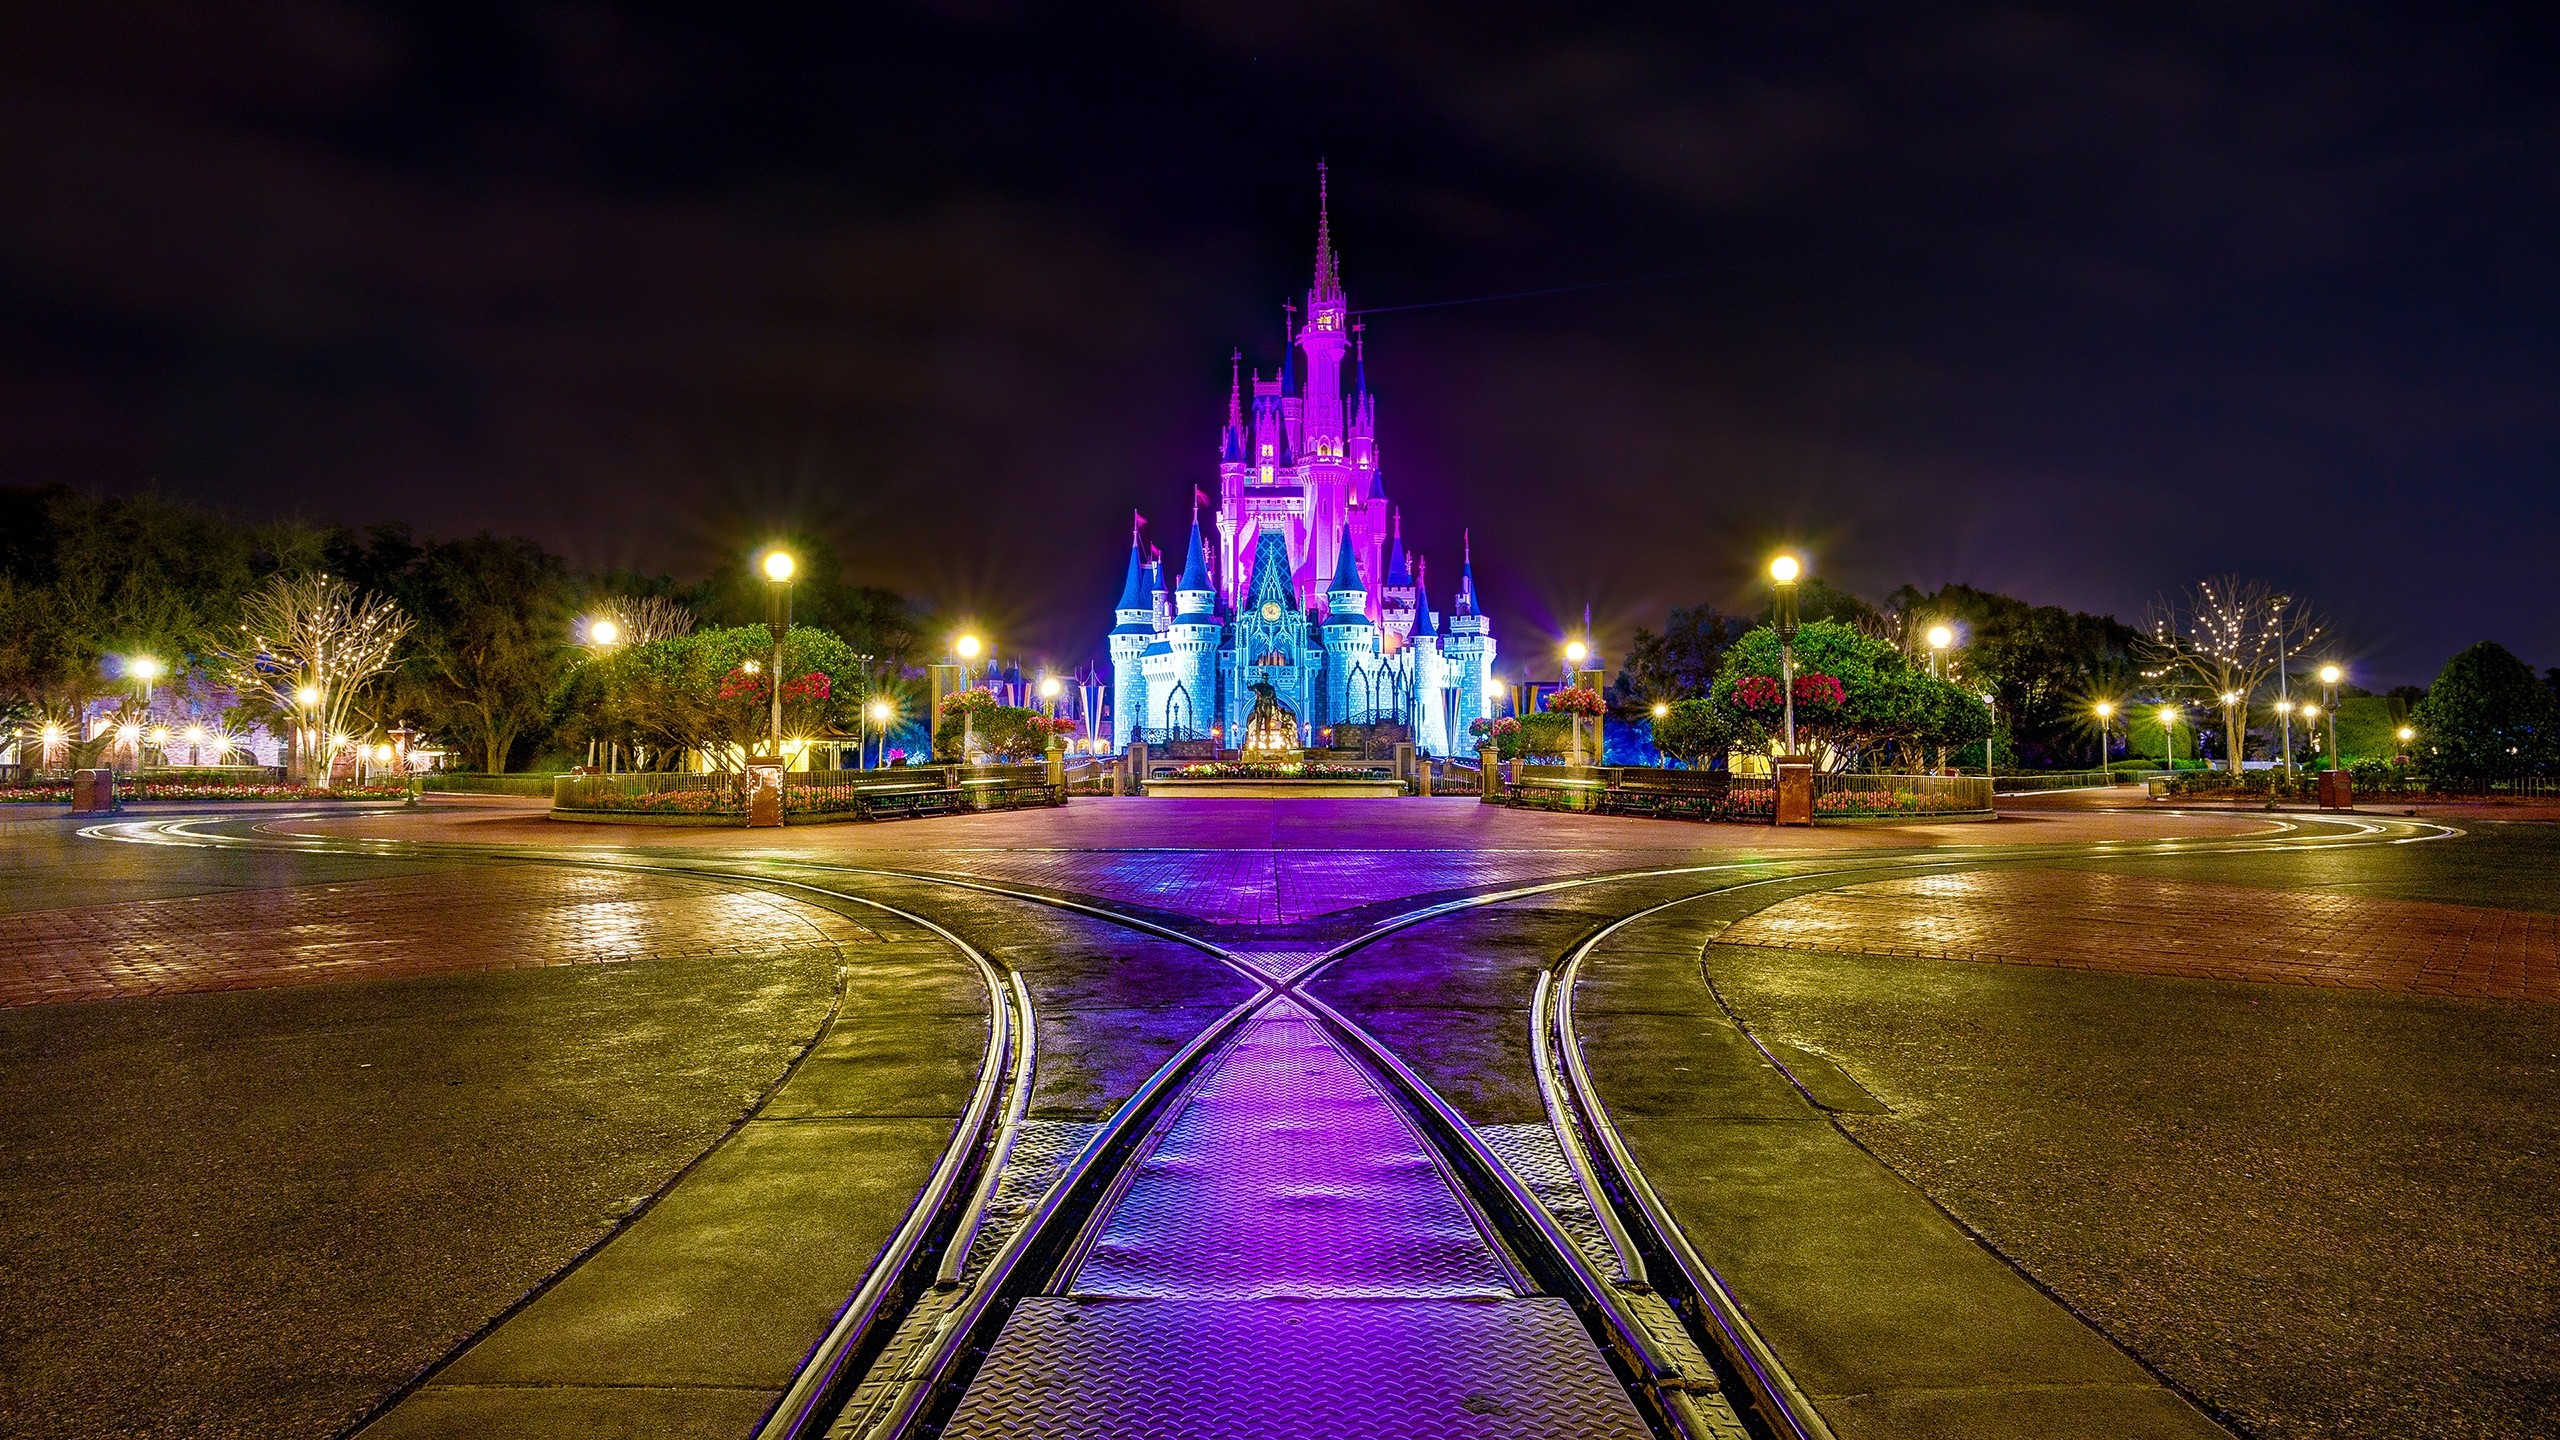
[82,807,2461,1440]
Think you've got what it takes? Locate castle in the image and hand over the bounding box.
[1107,171,1498,756]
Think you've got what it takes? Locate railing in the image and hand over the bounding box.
[1991,769,2126,793]
[1813,771,1994,818]
[1506,764,1778,821]
[554,770,746,815]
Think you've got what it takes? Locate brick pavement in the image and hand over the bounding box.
[1719,869,2560,1001]
[0,864,878,1008]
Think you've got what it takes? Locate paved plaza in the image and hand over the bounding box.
[1,794,2552,1440]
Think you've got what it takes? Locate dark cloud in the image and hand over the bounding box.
[1,3,2554,683]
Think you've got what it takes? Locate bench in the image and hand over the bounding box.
[852,782,961,820]
[959,777,1065,811]
[1506,769,1606,812]
[1600,771,1732,820]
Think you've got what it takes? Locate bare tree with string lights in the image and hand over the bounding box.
[2143,576,2319,777]
[599,595,695,647]
[212,573,412,783]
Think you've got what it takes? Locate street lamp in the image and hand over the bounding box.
[2157,705,2179,770]
[1925,625,1953,771]
[589,617,621,647]
[2317,664,2342,770]
[2396,724,2415,764]
[2299,701,2321,762]
[1769,554,1802,756]
[761,549,796,762]
[2093,701,2115,767]
[130,655,164,710]
[1563,638,1588,683]
[956,633,982,661]
[1652,701,1669,719]
[866,697,893,769]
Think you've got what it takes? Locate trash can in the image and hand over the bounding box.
[72,768,118,815]
[2317,769,2354,811]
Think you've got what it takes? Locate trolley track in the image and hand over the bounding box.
[81,808,2455,1440]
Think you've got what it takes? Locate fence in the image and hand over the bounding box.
[1506,764,1779,822]
[1812,772,1994,818]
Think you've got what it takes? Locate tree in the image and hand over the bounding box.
[2410,642,2558,777]
[405,536,578,773]
[1714,620,1989,769]
[1651,697,1741,768]
[1890,582,2143,768]
[1610,606,1743,711]
[209,573,412,782]
[2142,577,2314,776]
[595,625,866,768]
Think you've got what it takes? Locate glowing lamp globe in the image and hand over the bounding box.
[1926,625,1953,650]
[2397,726,2415,742]
[868,700,892,722]
[296,685,322,708]
[590,618,621,646]
[956,634,983,659]
[762,551,796,583]
[131,656,164,682]
[1768,555,1800,584]
[2094,702,2113,720]
[1652,702,1669,719]
[2318,664,2341,685]
[1039,676,1062,699]
[1564,641,1588,665]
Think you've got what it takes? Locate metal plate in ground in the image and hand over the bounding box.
[941,1295,1654,1440]
[1071,1008,1517,1300]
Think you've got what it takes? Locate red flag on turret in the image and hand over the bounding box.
[1193,486,1210,515]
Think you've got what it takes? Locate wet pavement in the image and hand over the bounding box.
[4,797,2550,1440]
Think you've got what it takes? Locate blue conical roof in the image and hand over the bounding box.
[1178,520,1210,592]
[1384,521,1411,587]
[1329,527,1365,596]
[1113,538,1150,612]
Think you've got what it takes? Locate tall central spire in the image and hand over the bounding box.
[1313,159,1342,305]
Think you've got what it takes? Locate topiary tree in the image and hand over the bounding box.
[2410,641,2558,777]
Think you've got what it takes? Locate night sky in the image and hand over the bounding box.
[4,5,2555,684]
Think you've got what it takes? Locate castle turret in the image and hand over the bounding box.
[1441,531,1496,745]
[1108,529,1157,751]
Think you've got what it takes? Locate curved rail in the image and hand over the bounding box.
[82,807,2458,1440]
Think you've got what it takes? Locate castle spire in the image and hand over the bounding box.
[1384,508,1411,587]
[1455,529,1479,615]
[1353,321,1367,400]
[1313,159,1343,304]
[1112,529,1150,615]
[1178,515,1210,594]
[1220,351,1247,463]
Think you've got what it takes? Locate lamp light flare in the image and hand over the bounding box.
[762,551,796,583]
[2093,701,2114,719]
[1926,625,1953,650]
[1564,640,1588,664]
[1039,676,1062,699]
[131,656,164,682]
[2398,726,2416,742]
[297,685,322,708]
[956,634,983,659]
[590,617,621,646]
[867,700,893,722]
[1768,554,1801,584]
[2318,664,2342,685]
[1652,702,1670,719]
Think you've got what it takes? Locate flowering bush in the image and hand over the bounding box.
[939,688,999,720]
[1813,787,1975,816]
[1544,686,1607,718]
[1468,716,1522,741]
[0,781,412,804]
[1793,673,1847,713]
[1732,675,1786,714]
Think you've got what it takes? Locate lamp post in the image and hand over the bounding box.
[1770,555,1801,757]
[2318,664,2342,770]
[296,683,323,784]
[585,617,623,771]
[761,550,795,763]
[953,634,985,760]
[2157,705,2179,771]
[1925,625,1952,771]
[866,698,893,770]
[1983,694,1998,781]
[2395,724,2414,765]
[2299,702,2320,765]
[2093,701,2114,767]
[1561,639,1590,763]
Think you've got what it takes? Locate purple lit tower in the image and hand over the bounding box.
[1108,168,1498,755]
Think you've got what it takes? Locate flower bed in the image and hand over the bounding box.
[1176,761,1388,780]
[0,781,412,804]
